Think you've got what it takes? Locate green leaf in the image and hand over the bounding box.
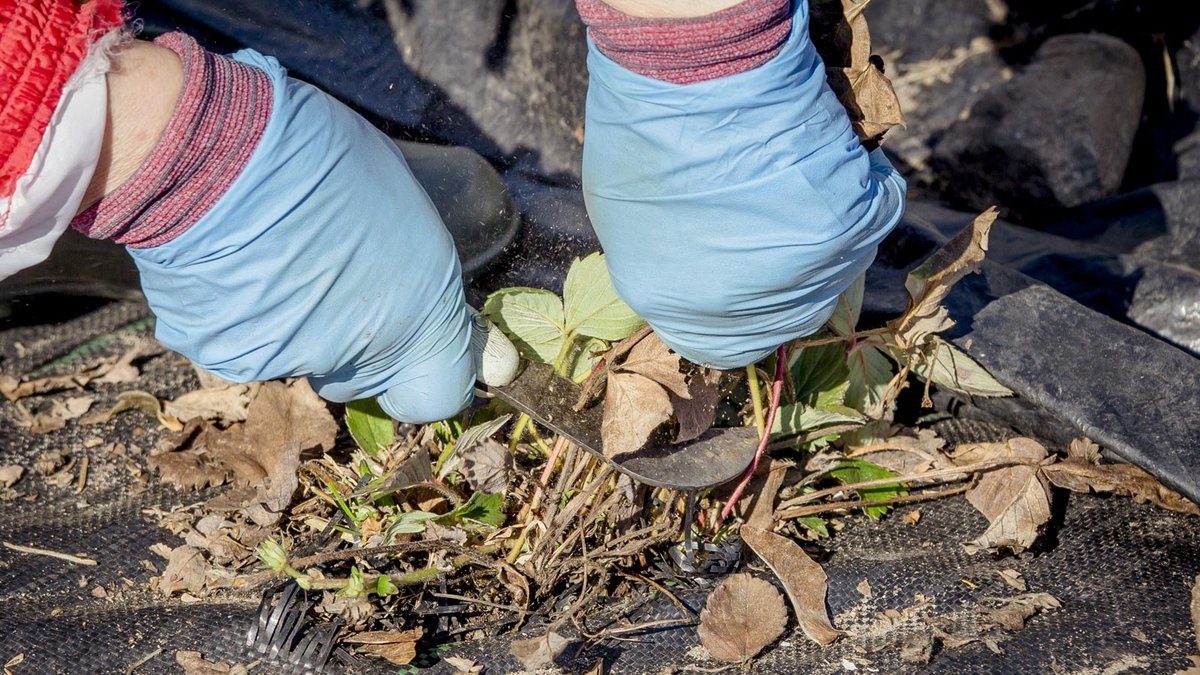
[827,274,865,337]
[562,253,645,340]
[790,341,851,407]
[383,510,439,542]
[796,516,830,538]
[339,566,366,598]
[913,337,1013,398]
[376,575,399,597]
[570,337,609,382]
[828,458,908,519]
[483,287,567,363]
[438,492,506,529]
[771,403,864,438]
[345,398,395,456]
[845,344,895,416]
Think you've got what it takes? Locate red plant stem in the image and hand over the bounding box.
[720,344,786,522]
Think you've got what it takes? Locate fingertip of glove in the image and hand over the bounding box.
[377,382,474,424]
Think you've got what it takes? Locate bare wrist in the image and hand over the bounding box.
[79,41,183,214]
[598,0,743,19]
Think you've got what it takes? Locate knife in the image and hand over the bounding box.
[485,361,759,490]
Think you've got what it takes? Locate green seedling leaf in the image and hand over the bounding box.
[829,458,908,519]
[384,511,439,542]
[339,566,367,598]
[376,575,399,596]
[790,341,852,407]
[439,492,506,529]
[828,274,865,337]
[771,403,864,438]
[483,287,567,363]
[913,337,1013,398]
[563,252,645,340]
[346,398,394,456]
[797,516,830,538]
[845,344,895,416]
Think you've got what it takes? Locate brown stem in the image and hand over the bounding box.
[776,457,1046,510]
[572,324,653,411]
[775,483,972,520]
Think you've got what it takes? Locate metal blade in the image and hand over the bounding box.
[485,361,758,490]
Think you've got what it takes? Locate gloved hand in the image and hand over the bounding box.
[580,0,907,370]
[121,40,480,423]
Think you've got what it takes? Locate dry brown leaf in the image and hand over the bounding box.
[741,526,843,646]
[745,460,790,530]
[957,438,1051,554]
[810,0,905,140]
[903,510,921,525]
[614,331,689,399]
[857,429,950,475]
[698,573,788,662]
[1043,452,1200,516]
[164,384,258,424]
[443,656,483,674]
[14,395,94,434]
[458,438,513,494]
[1066,437,1102,464]
[0,465,23,489]
[899,631,935,665]
[601,370,673,458]
[983,593,1061,631]
[671,367,723,443]
[107,390,183,431]
[889,208,998,350]
[1191,574,1200,653]
[175,651,247,675]
[997,569,1027,592]
[159,545,208,596]
[149,446,228,491]
[149,381,335,523]
[510,631,570,671]
[346,628,422,665]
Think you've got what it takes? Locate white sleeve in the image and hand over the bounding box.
[0,34,114,282]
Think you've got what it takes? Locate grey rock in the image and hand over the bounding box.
[1041,180,1200,270]
[932,33,1146,217]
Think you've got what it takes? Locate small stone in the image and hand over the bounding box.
[933,34,1146,217]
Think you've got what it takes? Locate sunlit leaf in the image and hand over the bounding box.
[346,398,394,456]
[771,403,864,438]
[827,274,865,337]
[912,337,1013,398]
[790,341,851,407]
[829,458,907,519]
[483,287,567,363]
[845,344,895,416]
[439,492,506,529]
[563,252,645,340]
[570,337,609,382]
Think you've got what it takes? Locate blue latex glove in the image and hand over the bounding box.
[129,49,474,423]
[581,0,907,370]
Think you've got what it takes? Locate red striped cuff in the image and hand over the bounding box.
[71,32,272,249]
[576,0,792,85]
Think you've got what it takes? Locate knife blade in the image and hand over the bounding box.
[485,361,758,490]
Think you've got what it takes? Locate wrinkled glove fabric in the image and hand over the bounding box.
[582,0,907,369]
[105,38,474,422]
